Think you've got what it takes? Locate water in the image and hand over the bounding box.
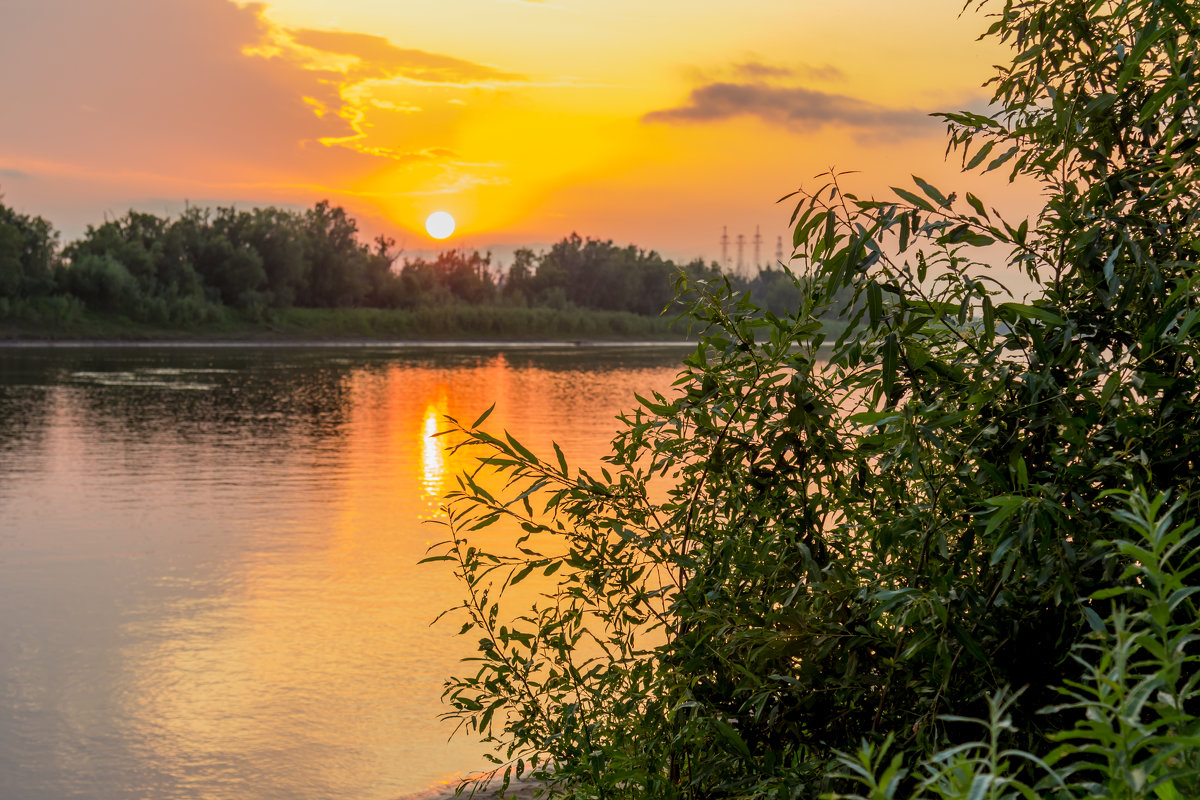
[0,344,688,800]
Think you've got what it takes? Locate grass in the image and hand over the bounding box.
[0,304,696,342]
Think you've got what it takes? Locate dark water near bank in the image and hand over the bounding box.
[0,344,686,800]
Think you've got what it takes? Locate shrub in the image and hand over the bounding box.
[430,2,1200,795]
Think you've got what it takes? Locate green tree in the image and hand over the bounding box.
[299,200,371,307]
[431,0,1200,797]
[0,198,58,300]
[502,247,538,305]
[64,210,211,319]
[399,249,497,306]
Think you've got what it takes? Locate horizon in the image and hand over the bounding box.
[1,0,1039,268]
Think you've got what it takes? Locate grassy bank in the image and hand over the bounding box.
[0,303,695,342]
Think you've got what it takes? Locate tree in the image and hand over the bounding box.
[299,200,370,307]
[0,198,58,300]
[502,247,538,304]
[430,0,1200,797]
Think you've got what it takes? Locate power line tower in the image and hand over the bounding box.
[753,225,762,270]
[775,235,784,264]
[736,233,745,276]
[720,226,730,270]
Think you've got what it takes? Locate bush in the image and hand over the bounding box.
[60,253,144,314]
[429,0,1200,798]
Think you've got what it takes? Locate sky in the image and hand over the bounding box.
[0,0,1038,267]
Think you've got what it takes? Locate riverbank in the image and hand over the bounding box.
[0,305,694,343]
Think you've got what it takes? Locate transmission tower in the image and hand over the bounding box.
[775,235,784,263]
[720,226,730,269]
[736,234,745,275]
[753,225,762,270]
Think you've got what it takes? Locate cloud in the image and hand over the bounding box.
[643,82,935,139]
[0,0,529,231]
[731,61,845,83]
[286,29,527,85]
[0,0,363,183]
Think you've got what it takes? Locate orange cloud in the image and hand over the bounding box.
[0,0,368,189]
[0,0,532,239]
[286,29,527,85]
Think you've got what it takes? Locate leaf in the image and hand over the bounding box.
[713,718,752,759]
[965,140,996,171]
[891,186,936,213]
[849,410,901,427]
[867,281,883,328]
[505,431,539,462]
[553,442,570,476]
[997,302,1066,327]
[882,334,899,400]
[985,145,1019,172]
[982,295,995,341]
[1080,605,1106,633]
[509,564,535,586]
[913,175,950,208]
[1099,370,1123,408]
[470,403,496,429]
[949,618,988,665]
[965,191,989,218]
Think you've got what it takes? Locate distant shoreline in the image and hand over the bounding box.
[0,337,698,349]
[0,304,697,345]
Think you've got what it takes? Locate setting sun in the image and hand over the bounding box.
[425,211,455,240]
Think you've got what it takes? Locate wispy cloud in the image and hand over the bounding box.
[730,60,845,83]
[643,82,934,139]
[286,28,527,85]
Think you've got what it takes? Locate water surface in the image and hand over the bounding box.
[0,344,686,800]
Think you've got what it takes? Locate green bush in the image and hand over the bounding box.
[429,0,1200,797]
[828,489,1200,800]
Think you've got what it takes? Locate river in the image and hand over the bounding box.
[0,343,688,800]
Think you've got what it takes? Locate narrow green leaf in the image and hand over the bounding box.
[892,186,935,213]
[505,431,539,462]
[510,564,534,586]
[912,175,950,208]
[867,281,883,328]
[713,718,752,759]
[965,140,996,171]
[470,403,496,429]
[965,191,988,218]
[882,334,899,400]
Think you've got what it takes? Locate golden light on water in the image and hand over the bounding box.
[421,404,446,498]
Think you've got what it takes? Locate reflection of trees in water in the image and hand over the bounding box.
[0,350,362,461]
[0,346,688,456]
[70,358,354,446]
[0,385,53,501]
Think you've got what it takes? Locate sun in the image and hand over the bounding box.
[425,211,456,240]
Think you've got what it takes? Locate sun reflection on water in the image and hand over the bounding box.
[0,346,687,800]
[421,404,446,499]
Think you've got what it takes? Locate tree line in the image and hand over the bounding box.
[0,198,806,328]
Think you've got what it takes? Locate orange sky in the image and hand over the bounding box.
[0,0,1037,266]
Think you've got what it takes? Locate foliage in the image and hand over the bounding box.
[0,193,752,330]
[827,489,1200,800]
[0,198,58,299]
[430,0,1200,798]
[518,233,722,316]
